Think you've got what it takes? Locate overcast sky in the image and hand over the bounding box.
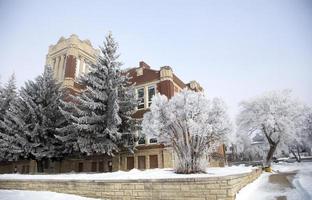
[0,0,311,117]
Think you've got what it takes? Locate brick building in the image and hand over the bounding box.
[115,61,204,171]
[0,35,224,174]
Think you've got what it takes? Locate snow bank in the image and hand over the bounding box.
[291,162,312,199]
[0,165,255,181]
[0,190,98,200]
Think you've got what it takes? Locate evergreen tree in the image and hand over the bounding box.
[59,32,136,156]
[0,66,66,171]
[117,71,138,152]
[0,74,18,161]
[0,74,17,120]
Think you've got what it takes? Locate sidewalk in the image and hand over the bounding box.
[236,162,312,200]
[269,171,297,200]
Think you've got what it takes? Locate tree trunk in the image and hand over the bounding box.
[175,149,203,174]
[265,144,277,167]
[290,146,302,163]
[291,150,300,162]
[297,146,301,162]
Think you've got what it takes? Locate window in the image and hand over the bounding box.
[148,86,155,107]
[138,136,146,145]
[149,138,157,144]
[137,88,145,109]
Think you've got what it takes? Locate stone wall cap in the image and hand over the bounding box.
[0,168,260,183]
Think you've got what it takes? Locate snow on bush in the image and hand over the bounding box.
[142,90,232,174]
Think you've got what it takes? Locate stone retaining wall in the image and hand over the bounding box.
[0,168,262,200]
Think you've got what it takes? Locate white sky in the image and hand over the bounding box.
[0,0,311,117]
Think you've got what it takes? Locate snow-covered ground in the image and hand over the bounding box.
[236,161,312,200]
[0,165,255,181]
[0,190,99,200]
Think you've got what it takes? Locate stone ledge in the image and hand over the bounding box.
[0,170,259,183]
[0,168,262,200]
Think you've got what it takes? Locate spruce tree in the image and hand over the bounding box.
[0,74,18,161]
[0,66,66,171]
[59,32,136,156]
[0,74,17,120]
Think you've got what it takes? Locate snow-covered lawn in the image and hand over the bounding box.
[0,190,99,200]
[236,161,312,200]
[0,165,256,181]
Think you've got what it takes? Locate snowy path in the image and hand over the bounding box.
[0,190,99,200]
[236,162,312,200]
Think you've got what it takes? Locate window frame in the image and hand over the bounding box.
[149,138,158,144]
[147,85,156,107]
[137,87,145,110]
[138,136,146,145]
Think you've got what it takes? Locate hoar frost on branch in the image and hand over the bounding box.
[236,90,306,167]
[142,90,231,174]
[0,74,18,161]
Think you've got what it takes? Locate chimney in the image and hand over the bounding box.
[139,61,151,69]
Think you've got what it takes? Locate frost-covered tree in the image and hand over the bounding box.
[59,32,136,156]
[117,73,138,152]
[0,74,17,120]
[236,90,305,167]
[289,107,312,161]
[142,90,231,174]
[231,131,267,162]
[0,66,65,171]
[303,111,312,145]
[0,74,18,161]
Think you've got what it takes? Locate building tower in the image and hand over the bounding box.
[45,34,99,92]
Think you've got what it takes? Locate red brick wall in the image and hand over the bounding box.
[128,68,159,86]
[157,80,174,99]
